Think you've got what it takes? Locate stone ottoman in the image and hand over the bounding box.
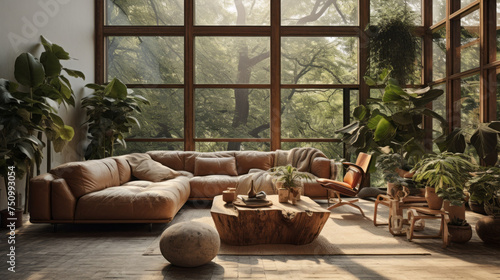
[159,222,220,267]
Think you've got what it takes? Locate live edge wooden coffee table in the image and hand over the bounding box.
[211,194,330,245]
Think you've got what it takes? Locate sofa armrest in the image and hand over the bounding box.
[51,179,76,220]
[29,173,56,221]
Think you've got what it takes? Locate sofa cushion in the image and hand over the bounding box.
[75,176,191,220]
[147,151,185,171]
[50,158,120,198]
[126,153,181,182]
[112,155,132,185]
[194,157,238,176]
[311,157,331,178]
[184,152,235,173]
[235,151,274,175]
[189,175,239,198]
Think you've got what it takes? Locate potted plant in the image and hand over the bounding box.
[367,7,419,84]
[466,166,500,244]
[447,218,473,244]
[375,152,421,199]
[82,78,150,159]
[270,165,312,204]
[336,69,446,175]
[411,152,476,211]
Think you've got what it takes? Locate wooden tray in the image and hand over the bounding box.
[233,198,273,208]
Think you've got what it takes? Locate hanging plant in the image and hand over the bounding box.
[367,7,419,85]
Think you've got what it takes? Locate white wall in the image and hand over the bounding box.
[0,0,94,209]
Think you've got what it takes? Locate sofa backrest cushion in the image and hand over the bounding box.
[50,158,120,198]
[126,153,181,182]
[112,155,132,185]
[184,152,235,173]
[235,151,274,175]
[147,151,185,170]
[194,157,238,176]
[311,157,331,178]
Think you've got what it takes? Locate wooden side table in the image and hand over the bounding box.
[373,194,427,236]
[406,207,450,248]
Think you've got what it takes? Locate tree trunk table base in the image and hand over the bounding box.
[211,195,330,245]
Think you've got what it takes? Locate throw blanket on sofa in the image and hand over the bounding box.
[236,147,327,195]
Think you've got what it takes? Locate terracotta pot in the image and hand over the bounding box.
[468,200,487,215]
[425,187,443,210]
[442,200,466,222]
[476,216,500,244]
[387,182,395,196]
[448,224,472,243]
[278,188,289,203]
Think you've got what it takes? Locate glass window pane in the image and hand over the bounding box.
[281,0,358,26]
[125,89,184,139]
[281,37,358,84]
[281,142,343,160]
[350,89,359,123]
[195,89,270,138]
[115,142,184,155]
[497,1,500,61]
[195,0,269,25]
[432,83,446,153]
[281,89,343,139]
[433,27,446,81]
[457,10,480,73]
[460,75,480,135]
[106,0,183,26]
[370,0,422,26]
[195,37,270,84]
[107,37,184,84]
[460,0,476,9]
[433,0,446,25]
[196,142,270,152]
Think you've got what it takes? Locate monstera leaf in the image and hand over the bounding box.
[470,122,500,165]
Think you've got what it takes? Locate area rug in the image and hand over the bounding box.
[143,200,430,256]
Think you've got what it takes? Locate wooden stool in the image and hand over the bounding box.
[406,207,450,248]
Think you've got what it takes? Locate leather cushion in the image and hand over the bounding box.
[235,151,274,175]
[50,158,120,198]
[147,151,185,171]
[311,157,330,178]
[194,157,238,176]
[189,175,239,198]
[126,153,180,182]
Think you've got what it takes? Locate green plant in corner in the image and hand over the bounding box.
[82,78,150,159]
[466,166,500,217]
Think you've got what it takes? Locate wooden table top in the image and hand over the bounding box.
[211,195,330,216]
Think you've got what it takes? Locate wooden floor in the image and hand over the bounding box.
[1,200,499,280]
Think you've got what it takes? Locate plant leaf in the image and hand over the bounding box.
[14,53,45,87]
[104,78,128,99]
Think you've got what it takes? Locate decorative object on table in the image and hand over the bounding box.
[82,77,150,160]
[447,218,472,244]
[316,152,372,216]
[247,180,257,198]
[270,165,312,205]
[466,166,500,244]
[159,221,220,267]
[411,152,476,210]
[222,189,236,203]
[276,181,289,203]
[234,192,272,208]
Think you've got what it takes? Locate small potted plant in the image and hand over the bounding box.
[376,152,420,199]
[447,218,472,244]
[411,152,476,210]
[466,166,500,244]
[270,165,312,204]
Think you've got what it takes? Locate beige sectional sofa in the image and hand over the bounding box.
[29,148,337,225]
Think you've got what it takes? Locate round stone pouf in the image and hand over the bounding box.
[159,222,220,267]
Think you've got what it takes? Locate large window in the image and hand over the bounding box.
[97,0,499,157]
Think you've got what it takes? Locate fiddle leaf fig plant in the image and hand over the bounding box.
[336,69,446,167]
[82,78,150,160]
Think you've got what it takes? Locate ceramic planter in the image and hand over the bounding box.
[442,200,466,222]
[278,188,289,203]
[289,187,301,205]
[425,187,443,210]
[476,216,500,244]
[448,224,472,243]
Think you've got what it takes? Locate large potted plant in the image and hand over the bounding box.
[82,78,149,159]
[466,166,500,244]
[336,69,446,172]
[411,152,476,212]
[270,165,312,204]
